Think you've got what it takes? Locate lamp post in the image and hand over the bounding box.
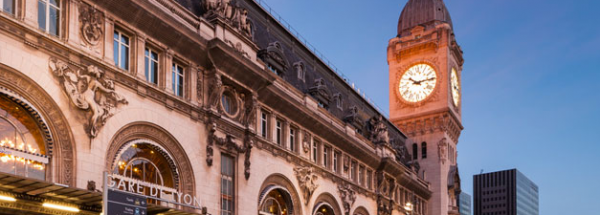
[404,202,413,215]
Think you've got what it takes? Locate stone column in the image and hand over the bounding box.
[164,49,174,93]
[103,16,114,65]
[135,33,147,80]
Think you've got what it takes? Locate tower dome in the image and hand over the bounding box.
[397,0,453,36]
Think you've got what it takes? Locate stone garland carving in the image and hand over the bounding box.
[294,166,319,205]
[49,57,128,138]
[438,137,448,164]
[338,184,357,215]
[203,0,253,39]
[368,115,389,146]
[79,4,104,46]
[206,121,254,179]
[207,71,223,110]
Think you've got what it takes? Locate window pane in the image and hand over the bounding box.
[37,1,46,30]
[49,0,59,7]
[144,56,150,80]
[113,32,119,67]
[49,7,59,36]
[3,0,14,14]
[121,46,129,70]
[121,34,129,45]
[151,61,158,84]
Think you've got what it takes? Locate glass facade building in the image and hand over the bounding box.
[473,169,539,215]
[459,192,472,215]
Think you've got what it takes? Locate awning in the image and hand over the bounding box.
[0,172,202,215]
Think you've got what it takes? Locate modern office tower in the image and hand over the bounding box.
[473,169,539,215]
[458,192,472,215]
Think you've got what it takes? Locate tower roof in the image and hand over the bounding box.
[397,0,453,36]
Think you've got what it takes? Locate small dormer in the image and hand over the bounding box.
[258,41,288,77]
[308,78,331,109]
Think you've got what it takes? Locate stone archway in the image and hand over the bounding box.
[352,206,370,215]
[258,173,303,215]
[313,192,343,215]
[0,63,76,186]
[105,122,196,196]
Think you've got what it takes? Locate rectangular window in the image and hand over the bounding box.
[113,30,130,70]
[289,127,295,151]
[1,0,15,14]
[367,170,373,189]
[276,120,282,145]
[172,63,184,97]
[333,151,339,173]
[351,161,357,182]
[144,47,159,85]
[221,154,234,215]
[38,0,60,36]
[312,140,318,163]
[261,112,268,138]
[323,146,329,168]
[359,165,365,186]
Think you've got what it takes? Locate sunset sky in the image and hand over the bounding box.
[260,0,600,214]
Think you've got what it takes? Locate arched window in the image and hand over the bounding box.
[113,141,177,199]
[313,203,335,215]
[259,188,292,215]
[421,142,427,159]
[412,143,418,160]
[0,95,47,180]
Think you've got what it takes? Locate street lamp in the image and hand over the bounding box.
[404,202,413,215]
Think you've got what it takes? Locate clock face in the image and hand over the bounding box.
[399,64,437,103]
[451,68,460,107]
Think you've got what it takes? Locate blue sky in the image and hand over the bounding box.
[260,0,600,214]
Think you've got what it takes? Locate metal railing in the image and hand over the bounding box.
[253,0,389,117]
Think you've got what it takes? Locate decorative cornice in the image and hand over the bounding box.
[394,111,462,143]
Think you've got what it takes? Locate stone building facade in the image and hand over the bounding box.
[0,0,461,215]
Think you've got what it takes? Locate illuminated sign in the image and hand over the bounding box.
[103,173,203,210]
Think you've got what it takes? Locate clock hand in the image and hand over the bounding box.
[409,78,420,85]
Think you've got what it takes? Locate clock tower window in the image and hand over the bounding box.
[412,143,418,160]
[421,142,427,159]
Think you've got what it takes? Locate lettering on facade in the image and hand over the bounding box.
[107,174,202,209]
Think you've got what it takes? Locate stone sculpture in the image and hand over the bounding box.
[49,58,128,138]
[294,166,318,205]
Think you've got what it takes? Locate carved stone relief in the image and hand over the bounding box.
[207,71,223,110]
[206,121,254,179]
[338,184,357,215]
[302,130,310,153]
[203,0,253,39]
[294,166,319,205]
[368,115,389,146]
[438,137,448,164]
[49,57,128,138]
[239,93,258,127]
[79,3,104,46]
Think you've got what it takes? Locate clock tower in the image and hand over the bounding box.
[387,0,464,215]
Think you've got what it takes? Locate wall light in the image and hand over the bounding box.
[42,203,80,212]
[0,195,16,202]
